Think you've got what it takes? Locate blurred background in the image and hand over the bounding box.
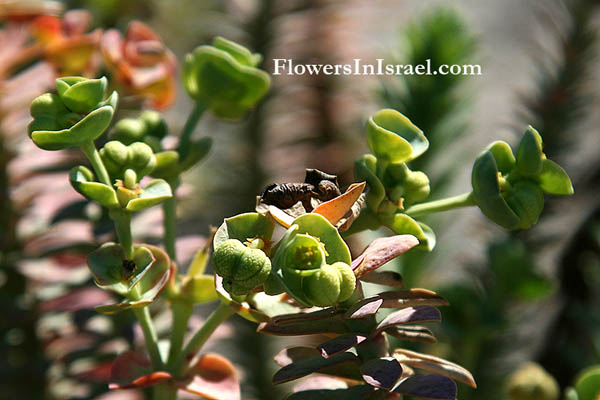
[1,0,599,399]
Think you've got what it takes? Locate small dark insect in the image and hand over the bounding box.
[261,169,342,211]
[122,259,137,279]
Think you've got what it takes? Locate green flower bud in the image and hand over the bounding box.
[139,110,168,139]
[504,181,544,229]
[111,118,147,144]
[303,262,356,307]
[182,37,271,119]
[213,239,271,296]
[100,141,156,181]
[506,363,559,400]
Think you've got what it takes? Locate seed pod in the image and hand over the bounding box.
[302,262,356,307]
[100,140,157,181]
[213,239,271,296]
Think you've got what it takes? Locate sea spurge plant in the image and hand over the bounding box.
[29,76,117,150]
[352,109,574,250]
[182,36,271,119]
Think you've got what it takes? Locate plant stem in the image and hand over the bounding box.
[132,306,164,370]
[172,301,235,376]
[109,209,134,259]
[162,179,179,263]
[153,383,178,400]
[166,301,193,368]
[404,192,476,217]
[80,140,111,186]
[177,102,206,160]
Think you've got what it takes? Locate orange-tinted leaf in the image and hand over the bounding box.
[313,182,366,226]
[109,350,171,389]
[177,353,240,400]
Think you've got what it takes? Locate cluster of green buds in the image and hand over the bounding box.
[182,36,271,119]
[353,108,574,249]
[211,212,356,307]
[29,76,117,150]
[471,126,573,229]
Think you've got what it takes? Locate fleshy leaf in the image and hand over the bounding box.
[351,235,419,277]
[486,140,515,174]
[385,326,437,344]
[359,271,404,287]
[317,334,367,358]
[287,385,375,400]
[374,306,441,334]
[214,212,275,248]
[394,349,476,388]
[346,289,447,320]
[538,159,574,195]
[393,375,457,400]
[574,366,600,400]
[109,350,171,389]
[258,309,351,336]
[214,275,269,323]
[87,243,129,295]
[126,179,172,211]
[354,154,386,212]
[249,292,300,318]
[381,214,435,250]
[57,76,107,113]
[273,352,362,384]
[361,357,403,390]
[366,109,429,163]
[177,353,240,400]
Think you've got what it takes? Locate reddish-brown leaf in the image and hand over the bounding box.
[176,353,240,400]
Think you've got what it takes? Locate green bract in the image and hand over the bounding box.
[182,36,271,119]
[87,243,171,314]
[152,137,212,179]
[271,214,356,307]
[69,166,119,208]
[100,141,157,181]
[471,126,573,230]
[366,109,429,163]
[29,76,118,150]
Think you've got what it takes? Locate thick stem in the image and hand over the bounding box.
[109,209,134,259]
[162,179,179,263]
[172,302,235,376]
[166,301,193,368]
[153,383,178,400]
[177,102,206,160]
[80,140,111,186]
[403,192,476,217]
[132,306,164,370]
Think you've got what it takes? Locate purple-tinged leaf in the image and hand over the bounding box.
[345,298,384,319]
[374,306,441,334]
[393,375,457,399]
[259,309,350,336]
[360,270,404,287]
[393,349,476,388]
[109,351,171,389]
[361,357,403,390]
[287,385,375,400]
[317,334,367,358]
[273,352,362,384]
[384,326,437,344]
[352,235,419,278]
[274,347,320,367]
[292,375,347,392]
[378,289,448,308]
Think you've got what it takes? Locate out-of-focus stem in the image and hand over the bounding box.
[404,192,476,217]
[81,140,111,186]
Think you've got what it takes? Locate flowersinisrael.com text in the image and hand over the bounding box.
[272,58,482,76]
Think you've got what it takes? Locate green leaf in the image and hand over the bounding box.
[150,151,180,179]
[212,36,262,67]
[181,275,218,304]
[31,105,114,150]
[486,140,515,174]
[126,179,173,211]
[538,159,574,195]
[57,76,107,113]
[69,166,119,208]
[575,366,600,400]
[471,150,520,229]
[366,109,429,163]
[249,292,299,317]
[179,137,212,171]
[380,213,435,251]
[88,243,129,295]
[516,126,544,177]
[293,214,351,265]
[214,212,275,248]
